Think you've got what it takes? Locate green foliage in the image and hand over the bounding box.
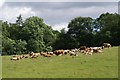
[14,39,27,54]
[45,46,53,52]
[2,37,16,55]
[2,15,57,55]
[2,13,120,55]
[27,39,44,52]
[96,12,120,45]
[21,16,56,52]
[2,21,10,37]
[2,36,27,55]
[16,14,23,26]
[67,16,94,47]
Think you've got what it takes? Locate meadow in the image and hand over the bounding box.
[2,47,118,78]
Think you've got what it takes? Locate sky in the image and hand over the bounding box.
[0,0,119,31]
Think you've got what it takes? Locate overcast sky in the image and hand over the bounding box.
[0,1,118,31]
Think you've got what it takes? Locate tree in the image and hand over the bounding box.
[2,21,10,37]
[2,13,120,55]
[96,12,120,46]
[2,37,16,55]
[53,28,68,50]
[8,15,24,40]
[16,14,23,27]
[20,16,56,52]
[67,16,94,47]
[27,39,44,52]
[14,39,27,54]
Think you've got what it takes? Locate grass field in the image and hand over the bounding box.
[2,47,118,78]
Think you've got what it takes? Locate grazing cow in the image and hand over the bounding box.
[11,55,21,60]
[41,52,52,57]
[20,55,24,59]
[11,57,18,60]
[84,48,93,55]
[47,52,55,56]
[23,54,29,58]
[30,52,39,58]
[80,50,85,53]
[90,47,103,53]
[79,46,86,50]
[40,52,46,56]
[29,52,34,57]
[97,49,102,53]
[53,50,64,56]
[71,48,79,53]
[45,54,52,57]
[69,51,78,56]
[101,46,104,49]
[64,50,70,55]
[31,55,38,58]
[103,43,111,48]
[35,53,41,56]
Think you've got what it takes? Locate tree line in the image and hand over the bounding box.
[1,12,120,55]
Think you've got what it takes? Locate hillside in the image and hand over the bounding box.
[2,47,118,78]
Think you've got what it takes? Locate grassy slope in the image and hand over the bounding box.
[2,47,118,78]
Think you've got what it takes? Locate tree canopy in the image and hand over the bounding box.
[2,13,120,55]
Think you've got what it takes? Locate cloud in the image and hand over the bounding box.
[42,5,118,31]
[3,0,120,2]
[0,2,118,31]
[4,2,117,10]
[0,6,36,22]
[35,4,117,24]
[52,22,68,31]
[0,0,5,8]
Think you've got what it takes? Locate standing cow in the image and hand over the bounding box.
[103,43,111,48]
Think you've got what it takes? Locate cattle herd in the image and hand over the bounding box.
[10,43,112,61]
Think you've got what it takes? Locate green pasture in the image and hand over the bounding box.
[2,47,118,78]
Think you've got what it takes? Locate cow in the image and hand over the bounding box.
[41,52,52,57]
[11,57,19,60]
[30,52,39,58]
[23,54,29,58]
[19,55,24,59]
[69,51,78,56]
[47,52,55,56]
[71,48,79,53]
[53,50,64,56]
[79,46,86,50]
[64,50,70,55]
[90,47,103,53]
[103,43,111,48]
[101,46,104,49]
[11,55,21,60]
[84,48,93,55]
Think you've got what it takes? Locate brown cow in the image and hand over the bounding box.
[53,50,64,56]
[30,52,39,58]
[23,54,29,58]
[41,52,52,57]
[84,48,93,55]
[47,52,55,56]
[79,46,86,50]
